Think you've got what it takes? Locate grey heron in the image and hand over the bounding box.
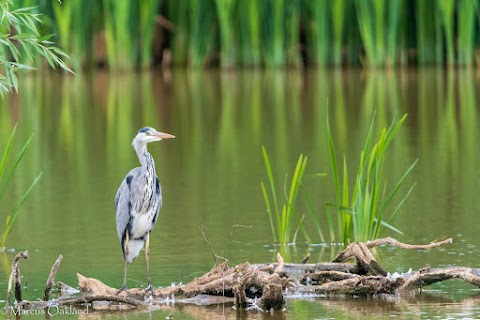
[115,127,175,295]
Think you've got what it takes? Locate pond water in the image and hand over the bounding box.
[1,68,480,319]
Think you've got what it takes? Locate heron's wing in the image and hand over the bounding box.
[151,176,162,227]
[115,167,141,242]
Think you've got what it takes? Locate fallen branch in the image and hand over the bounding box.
[366,237,453,250]
[400,267,480,291]
[333,237,452,263]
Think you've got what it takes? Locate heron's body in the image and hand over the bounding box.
[115,127,174,295]
[115,162,161,262]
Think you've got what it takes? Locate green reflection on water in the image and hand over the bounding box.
[0,69,479,319]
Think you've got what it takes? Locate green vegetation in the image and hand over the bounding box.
[6,0,480,69]
[0,0,72,95]
[326,113,417,244]
[0,0,66,247]
[262,113,417,245]
[260,146,310,244]
[0,125,42,249]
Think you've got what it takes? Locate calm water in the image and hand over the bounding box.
[1,68,480,319]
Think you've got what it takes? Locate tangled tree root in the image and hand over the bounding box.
[8,237,480,314]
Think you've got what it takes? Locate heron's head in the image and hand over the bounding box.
[132,127,175,149]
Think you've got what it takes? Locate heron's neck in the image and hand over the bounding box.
[135,144,155,170]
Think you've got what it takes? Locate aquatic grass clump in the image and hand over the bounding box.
[326,112,417,244]
[260,146,310,244]
[261,112,416,246]
[0,125,42,249]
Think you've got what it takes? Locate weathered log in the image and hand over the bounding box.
[294,275,404,295]
[76,262,292,310]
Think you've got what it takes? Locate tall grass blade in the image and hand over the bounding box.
[386,183,416,226]
[261,146,312,244]
[262,146,281,227]
[0,124,17,180]
[300,184,325,242]
[0,172,43,248]
[326,110,340,208]
[0,132,34,201]
[379,158,418,217]
[261,182,277,243]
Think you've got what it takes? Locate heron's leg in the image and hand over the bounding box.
[145,232,154,297]
[116,233,129,294]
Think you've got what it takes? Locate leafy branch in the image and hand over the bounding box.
[0,0,73,95]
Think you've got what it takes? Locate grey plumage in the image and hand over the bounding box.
[115,127,175,294]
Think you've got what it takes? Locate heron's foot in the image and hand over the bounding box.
[144,284,155,299]
[116,285,129,295]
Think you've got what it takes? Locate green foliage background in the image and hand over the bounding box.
[9,0,480,70]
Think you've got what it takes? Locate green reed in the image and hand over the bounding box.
[262,0,286,67]
[326,112,417,244]
[51,0,97,69]
[285,0,301,67]
[437,0,455,66]
[355,0,404,67]
[190,0,217,67]
[261,146,310,244]
[168,0,189,66]
[0,125,42,249]
[103,0,136,69]
[330,0,347,66]
[457,0,478,66]
[303,0,330,66]
[215,0,236,68]
[139,0,160,68]
[238,0,262,67]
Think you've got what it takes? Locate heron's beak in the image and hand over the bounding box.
[154,132,175,139]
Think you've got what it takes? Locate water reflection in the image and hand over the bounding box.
[1,68,479,319]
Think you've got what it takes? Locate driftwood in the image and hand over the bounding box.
[8,237,480,314]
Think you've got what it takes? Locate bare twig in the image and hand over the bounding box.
[200,225,227,266]
[43,255,63,301]
[301,253,310,264]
